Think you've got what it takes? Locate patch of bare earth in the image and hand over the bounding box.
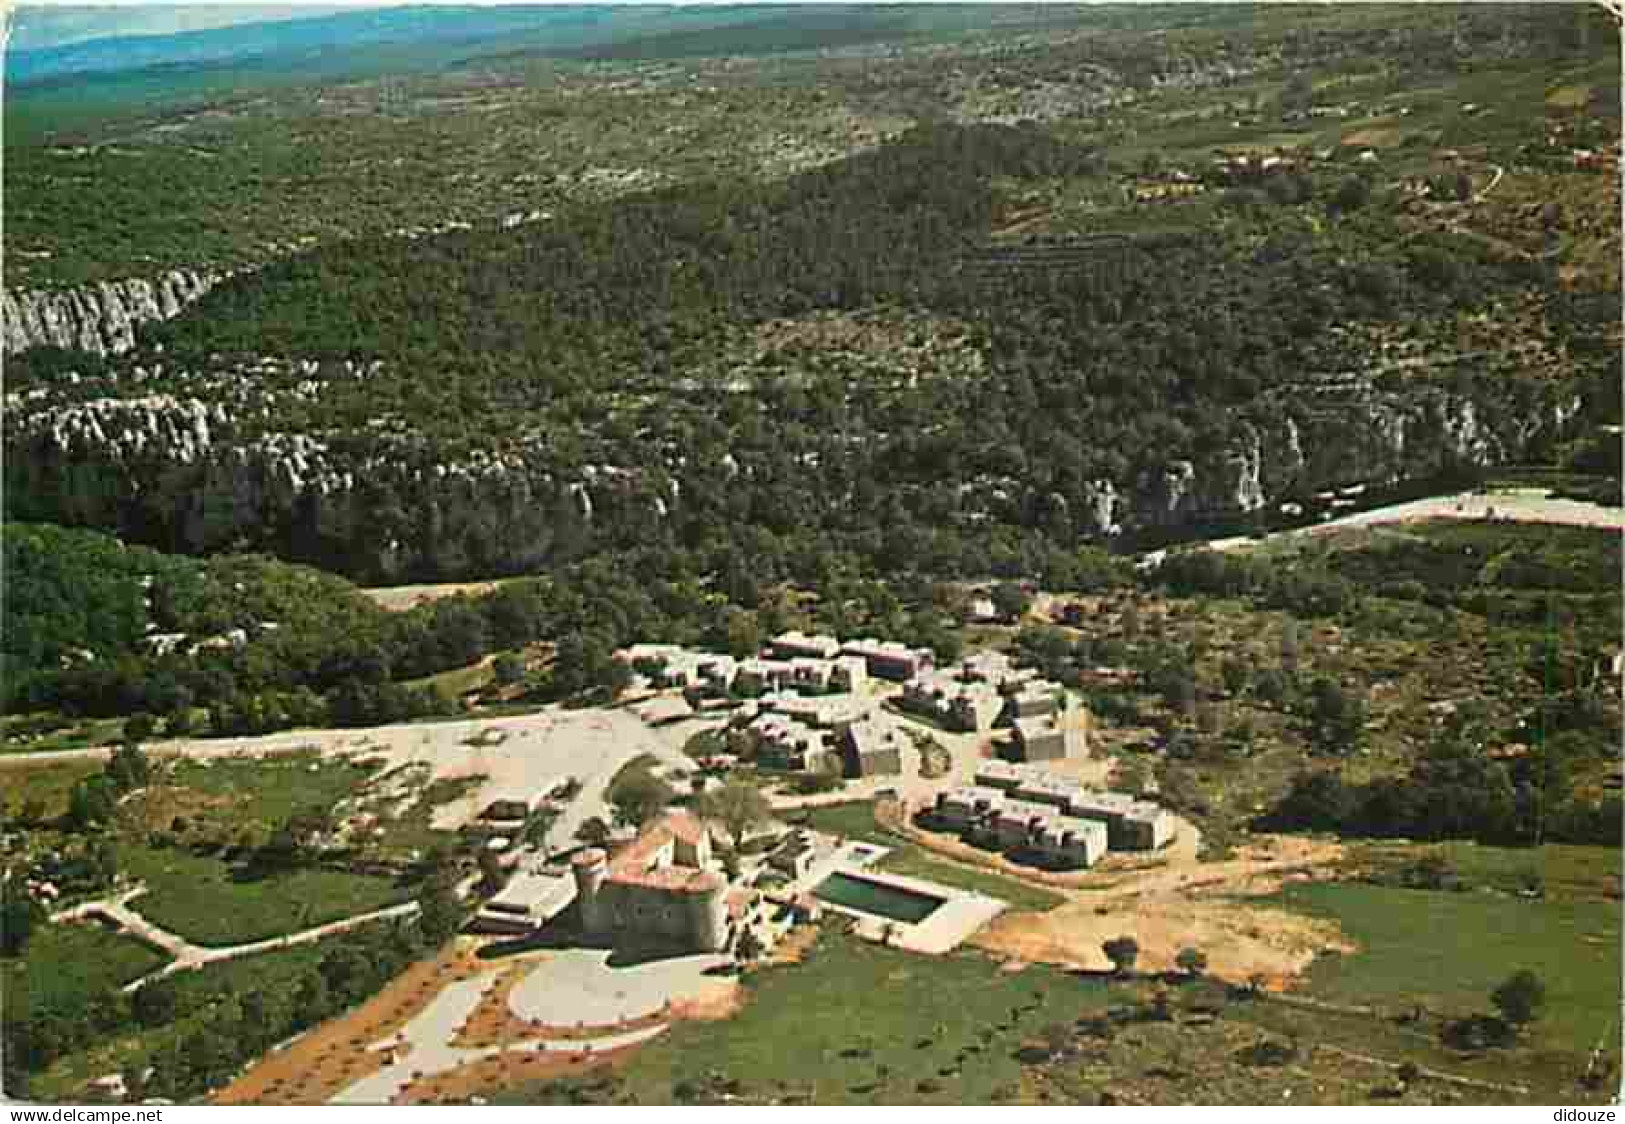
[971,837,1352,988]
[394,1044,631,1105]
[213,941,487,1105]
[362,582,501,612]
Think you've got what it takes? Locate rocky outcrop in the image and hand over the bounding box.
[1,386,671,583]
[1117,377,1582,530]
[3,270,219,357]
[2,355,1586,580]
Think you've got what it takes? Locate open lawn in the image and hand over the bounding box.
[1358,841,1622,905]
[1,760,104,820]
[3,921,168,1012]
[118,844,413,946]
[1,716,125,756]
[1275,880,1621,1054]
[510,925,1128,1105]
[165,752,379,829]
[792,802,1064,912]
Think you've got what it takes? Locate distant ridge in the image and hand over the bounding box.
[8,4,370,53]
[3,5,807,88]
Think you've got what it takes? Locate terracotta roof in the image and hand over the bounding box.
[661,810,710,847]
[600,811,720,896]
[616,866,725,893]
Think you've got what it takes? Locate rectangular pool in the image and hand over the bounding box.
[813,871,946,924]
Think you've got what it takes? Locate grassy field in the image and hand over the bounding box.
[1358,841,1622,904]
[1274,880,1621,1055]
[2,921,168,1013]
[512,924,1127,1105]
[118,844,412,946]
[0,716,125,755]
[1,759,105,820]
[166,751,379,828]
[792,801,1065,913]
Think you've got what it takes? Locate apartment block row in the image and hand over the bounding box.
[931,761,1175,868]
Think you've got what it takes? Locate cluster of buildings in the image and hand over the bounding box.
[897,649,1084,764]
[932,760,1174,870]
[726,698,904,779]
[623,631,935,703]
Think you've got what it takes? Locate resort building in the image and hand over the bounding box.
[840,638,934,682]
[729,711,837,774]
[472,867,578,936]
[1007,714,1074,763]
[571,810,730,953]
[761,692,871,731]
[996,684,1063,726]
[967,762,1174,852]
[934,785,1007,831]
[898,672,1002,732]
[768,631,843,661]
[839,718,904,777]
[733,658,800,696]
[1068,791,1177,851]
[829,655,870,696]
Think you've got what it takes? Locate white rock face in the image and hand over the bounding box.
[2,270,219,357]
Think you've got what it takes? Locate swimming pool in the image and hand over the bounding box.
[812,871,946,924]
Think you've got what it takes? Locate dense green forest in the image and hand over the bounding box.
[10,118,1613,584]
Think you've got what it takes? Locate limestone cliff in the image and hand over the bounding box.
[2,357,1584,580]
[3,271,219,357]
[1105,376,1581,532]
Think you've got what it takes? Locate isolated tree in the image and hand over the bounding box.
[608,768,674,829]
[477,848,508,895]
[493,653,527,687]
[991,582,1033,622]
[575,817,613,846]
[121,713,156,746]
[105,741,151,793]
[1331,173,1371,214]
[416,883,465,946]
[1102,935,1140,976]
[735,927,765,963]
[1491,970,1546,1031]
[697,781,771,849]
[132,978,179,1028]
[67,776,116,831]
[722,609,764,659]
[1040,1022,1073,1060]
[1309,676,1365,754]
[1175,946,1209,980]
[0,882,43,957]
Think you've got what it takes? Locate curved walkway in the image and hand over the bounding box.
[331,970,669,1104]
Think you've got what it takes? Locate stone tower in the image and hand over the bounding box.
[571,848,608,935]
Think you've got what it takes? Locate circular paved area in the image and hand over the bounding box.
[508,949,728,1027]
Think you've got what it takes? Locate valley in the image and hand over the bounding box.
[2,1,1619,1109]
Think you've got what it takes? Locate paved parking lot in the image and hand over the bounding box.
[507,948,731,1028]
